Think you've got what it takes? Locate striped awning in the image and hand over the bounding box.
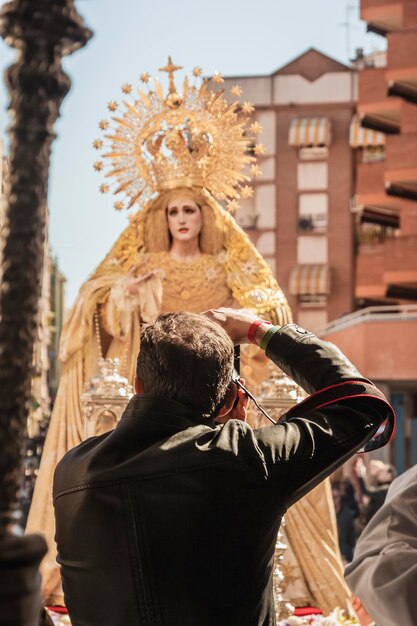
[350,115,385,147]
[288,117,331,147]
[289,264,330,295]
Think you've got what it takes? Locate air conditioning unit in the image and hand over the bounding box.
[298,216,314,231]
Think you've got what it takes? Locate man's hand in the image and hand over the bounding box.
[351,596,375,626]
[215,378,249,424]
[205,307,278,346]
[205,308,261,345]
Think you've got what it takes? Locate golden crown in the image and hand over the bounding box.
[93,57,264,212]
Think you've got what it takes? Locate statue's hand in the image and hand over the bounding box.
[124,266,163,296]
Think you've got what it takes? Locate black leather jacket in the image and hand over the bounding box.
[53,325,392,626]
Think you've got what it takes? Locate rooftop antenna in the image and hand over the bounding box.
[341,2,359,62]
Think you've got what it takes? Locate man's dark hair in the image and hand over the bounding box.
[136,312,234,418]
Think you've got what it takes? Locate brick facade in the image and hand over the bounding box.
[224,49,356,330]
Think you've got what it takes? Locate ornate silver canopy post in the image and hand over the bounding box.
[259,364,307,622]
[0,2,91,624]
[82,310,134,437]
[82,358,134,438]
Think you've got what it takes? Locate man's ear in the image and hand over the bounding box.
[216,383,237,421]
[135,376,145,394]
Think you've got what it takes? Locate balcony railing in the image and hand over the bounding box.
[356,223,397,244]
[316,304,417,336]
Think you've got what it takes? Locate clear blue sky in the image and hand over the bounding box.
[0,0,384,305]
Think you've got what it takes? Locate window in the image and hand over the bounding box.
[255,184,276,228]
[297,308,328,333]
[298,193,328,232]
[255,111,276,155]
[256,232,275,256]
[297,162,328,190]
[297,235,327,264]
[236,197,257,229]
[258,157,275,180]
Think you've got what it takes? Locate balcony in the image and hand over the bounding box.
[385,134,417,199]
[356,242,386,299]
[318,304,417,380]
[386,31,417,103]
[359,67,389,104]
[355,160,401,216]
[357,160,385,195]
[386,133,417,169]
[361,1,403,36]
[357,69,401,132]
[383,235,417,296]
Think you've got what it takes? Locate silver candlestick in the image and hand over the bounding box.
[259,364,307,621]
[273,516,295,621]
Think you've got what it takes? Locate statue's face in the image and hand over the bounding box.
[166,196,202,243]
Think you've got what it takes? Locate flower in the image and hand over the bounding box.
[205,267,218,281]
[192,66,203,77]
[242,260,259,276]
[217,251,227,264]
[140,72,151,83]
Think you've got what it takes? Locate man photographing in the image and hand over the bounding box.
[53,309,394,626]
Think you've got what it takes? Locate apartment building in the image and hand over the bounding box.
[322,0,417,472]
[224,48,357,331]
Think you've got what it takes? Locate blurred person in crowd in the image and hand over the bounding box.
[340,478,360,520]
[346,463,417,626]
[332,482,356,562]
[354,458,395,524]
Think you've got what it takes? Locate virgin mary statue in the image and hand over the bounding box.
[27,59,350,613]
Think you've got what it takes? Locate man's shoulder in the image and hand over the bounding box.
[53,418,268,500]
[53,433,110,497]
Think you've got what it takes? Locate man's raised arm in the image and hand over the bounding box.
[207,308,395,508]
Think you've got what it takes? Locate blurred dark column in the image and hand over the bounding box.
[0,2,91,624]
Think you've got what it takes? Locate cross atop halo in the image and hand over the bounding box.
[159,56,183,94]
